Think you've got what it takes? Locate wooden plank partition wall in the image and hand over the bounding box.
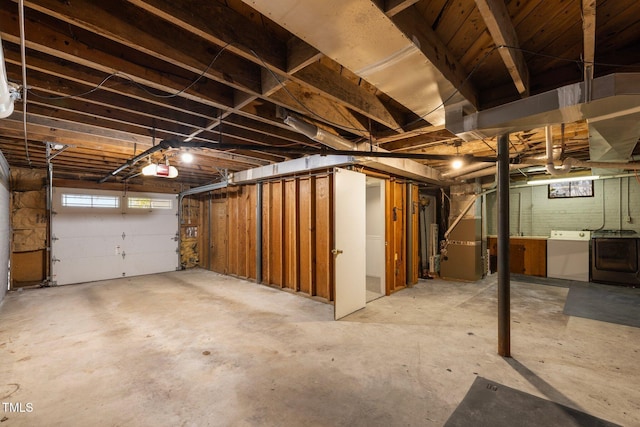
[411,184,420,284]
[201,173,334,302]
[384,180,420,294]
[283,179,299,290]
[197,172,418,303]
[385,180,406,294]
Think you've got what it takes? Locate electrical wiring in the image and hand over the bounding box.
[22,39,640,140]
[29,42,235,101]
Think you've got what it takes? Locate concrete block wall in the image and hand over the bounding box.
[487,176,640,236]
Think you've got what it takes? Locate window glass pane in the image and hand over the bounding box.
[62,194,119,208]
[128,197,172,209]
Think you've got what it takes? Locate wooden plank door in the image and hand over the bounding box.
[209,199,228,274]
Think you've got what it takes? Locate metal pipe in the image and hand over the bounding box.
[208,192,212,270]
[177,193,184,270]
[47,148,54,285]
[497,133,511,357]
[179,180,228,197]
[444,195,478,240]
[545,126,573,175]
[441,162,495,179]
[406,183,414,285]
[256,182,263,283]
[0,34,18,118]
[18,0,31,166]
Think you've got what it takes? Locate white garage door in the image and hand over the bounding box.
[52,187,179,285]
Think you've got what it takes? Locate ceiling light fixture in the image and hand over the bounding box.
[451,142,463,170]
[526,175,599,186]
[181,152,194,163]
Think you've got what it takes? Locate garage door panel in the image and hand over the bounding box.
[55,236,122,258]
[54,252,122,285]
[53,214,124,238]
[125,251,177,276]
[52,188,179,285]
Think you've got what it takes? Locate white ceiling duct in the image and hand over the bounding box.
[283,114,442,182]
[242,0,474,126]
[0,34,19,118]
[447,73,640,175]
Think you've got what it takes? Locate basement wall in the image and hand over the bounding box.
[0,152,9,301]
[10,168,47,288]
[486,177,640,236]
[199,171,419,302]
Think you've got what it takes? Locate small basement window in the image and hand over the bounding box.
[62,193,120,208]
[128,197,173,209]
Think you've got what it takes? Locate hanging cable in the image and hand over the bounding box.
[21,38,640,141]
[18,0,31,167]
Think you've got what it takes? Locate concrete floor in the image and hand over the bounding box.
[0,268,638,426]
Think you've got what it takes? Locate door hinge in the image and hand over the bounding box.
[121,232,126,240]
[121,251,126,259]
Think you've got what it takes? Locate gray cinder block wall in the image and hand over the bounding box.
[486,177,640,236]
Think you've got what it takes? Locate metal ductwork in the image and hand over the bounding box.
[243,0,474,126]
[447,73,640,140]
[441,162,495,179]
[283,115,356,151]
[283,113,443,182]
[447,73,640,175]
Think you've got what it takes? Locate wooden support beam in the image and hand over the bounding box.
[582,0,596,98]
[129,0,400,133]
[384,0,421,17]
[287,37,323,74]
[392,7,479,108]
[475,0,530,97]
[19,0,262,94]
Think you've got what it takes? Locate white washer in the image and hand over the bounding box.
[547,230,591,281]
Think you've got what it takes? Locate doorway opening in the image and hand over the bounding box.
[366,177,386,302]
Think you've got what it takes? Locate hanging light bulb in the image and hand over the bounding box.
[181,152,194,163]
[451,142,464,170]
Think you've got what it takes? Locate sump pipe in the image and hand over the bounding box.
[545,126,572,175]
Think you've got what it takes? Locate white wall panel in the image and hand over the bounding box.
[0,151,9,301]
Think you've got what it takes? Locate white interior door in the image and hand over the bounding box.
[334,168,366,320]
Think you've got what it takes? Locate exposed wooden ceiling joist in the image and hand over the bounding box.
[475,0,530,97]
[0,0,637,187]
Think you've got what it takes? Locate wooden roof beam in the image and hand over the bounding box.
[129,0,401,133]
[380,0,421,17]
[391,7,479,108]
[475,0,530,97]
[582,0,596,87]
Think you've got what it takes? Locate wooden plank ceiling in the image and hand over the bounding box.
[0,0,638,187]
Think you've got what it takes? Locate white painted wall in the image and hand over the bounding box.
[366,179,385,279]
[0,151,9,301]
[487,177,640,236]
